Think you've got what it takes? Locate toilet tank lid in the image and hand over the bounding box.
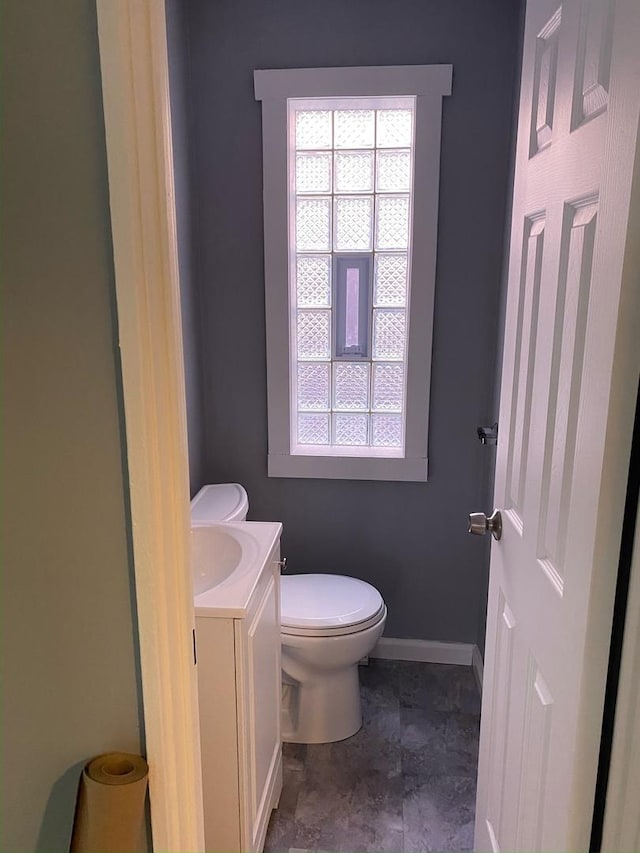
[190,484,249,524]
[281,574,384,630]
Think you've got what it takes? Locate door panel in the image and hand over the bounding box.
[514,660,554,852]
[484,594,517,848]
[530,9,561,155]
[506,215,545,525]
[572,0,613,126]
[538,199,597,588]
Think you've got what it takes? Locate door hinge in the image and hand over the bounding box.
[192,628,197,666]
[477,422,498,445]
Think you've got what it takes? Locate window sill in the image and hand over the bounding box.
[267,452,428,482]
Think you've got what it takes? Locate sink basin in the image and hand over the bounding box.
[192,526,245,594]
[191,521,282,618]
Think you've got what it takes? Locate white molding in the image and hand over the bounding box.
[472,645,484,694]
[254,64,453,100]
[96,2,204,851]
[255,65,451,482]
[371,637,474,666]
[268,452,428,482]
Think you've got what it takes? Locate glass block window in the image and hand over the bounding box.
[290,97,415,451]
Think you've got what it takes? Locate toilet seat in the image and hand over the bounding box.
[281,574,385,637]
[281,607,386,637]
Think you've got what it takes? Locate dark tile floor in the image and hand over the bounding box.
[265,660,481,853]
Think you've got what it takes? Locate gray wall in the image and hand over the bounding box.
[166,0,207,497]
[475,1,527,656]
[3,2,145,850]
[184,0,522,643]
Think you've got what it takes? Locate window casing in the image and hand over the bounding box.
[255,66,452,481]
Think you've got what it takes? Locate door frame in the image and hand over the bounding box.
[601,502,640,851]
[95,0,639,850]
[96,1,204,850]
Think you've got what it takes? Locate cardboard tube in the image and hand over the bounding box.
[70,753,149,853]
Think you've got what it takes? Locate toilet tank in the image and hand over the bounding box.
[190,483,249,524]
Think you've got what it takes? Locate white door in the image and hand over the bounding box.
[474,0,640,850]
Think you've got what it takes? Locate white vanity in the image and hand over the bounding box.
[192,521,283,853]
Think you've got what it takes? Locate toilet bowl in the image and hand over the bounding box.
[190,484,387,745]
[280,573,386,744]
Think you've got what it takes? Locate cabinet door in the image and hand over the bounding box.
[196,617,241,852]
[236,554,282,852]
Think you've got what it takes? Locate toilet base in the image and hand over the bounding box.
[281,665,362,744]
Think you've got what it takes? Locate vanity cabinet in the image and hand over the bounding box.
[195,535,282,853]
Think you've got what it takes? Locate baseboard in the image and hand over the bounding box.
[371,637,474,666]
[472,644,484,695]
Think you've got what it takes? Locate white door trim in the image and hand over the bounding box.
[601,492,640,849]
[96,2,204,850]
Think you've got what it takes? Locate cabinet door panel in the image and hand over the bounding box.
[236,557,282,852]
[196,617,241,852]
[249,575,280,821]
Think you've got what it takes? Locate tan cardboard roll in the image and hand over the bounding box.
[70,753,149,853]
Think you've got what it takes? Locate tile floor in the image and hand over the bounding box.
[264,660,481,853]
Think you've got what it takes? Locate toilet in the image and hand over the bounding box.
[190,483,387,744]
[280,573,386,743]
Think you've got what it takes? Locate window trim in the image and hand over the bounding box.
[255,65,452,481]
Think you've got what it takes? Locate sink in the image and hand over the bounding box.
[192,520,283,853]
[192,526,245,594]
[191,522,282,618]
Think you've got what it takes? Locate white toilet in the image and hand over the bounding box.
[280,573,386,743]
[190,483,387,744]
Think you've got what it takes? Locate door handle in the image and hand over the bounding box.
[468,510,502,541]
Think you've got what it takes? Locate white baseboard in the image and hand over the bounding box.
[371,637,474,666]
[472,645,484,694]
